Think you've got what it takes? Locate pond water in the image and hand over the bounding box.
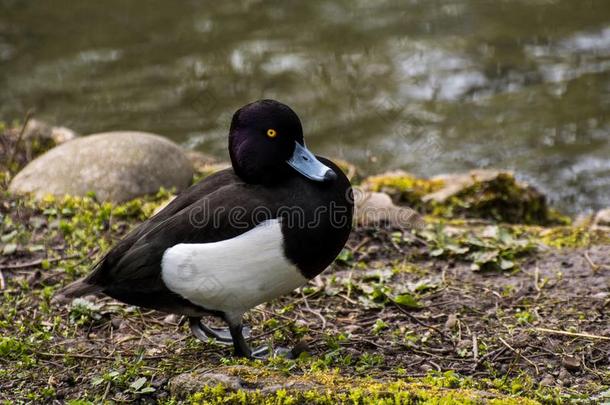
[1,0,609,214]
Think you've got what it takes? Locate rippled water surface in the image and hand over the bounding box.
[1,1,609,213]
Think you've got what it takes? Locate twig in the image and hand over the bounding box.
[498,336,539,375]
[472,347,507,370]
[38,352,118,360]
[351,236,371,252]
[102,381,111,402]
[250,324,288,341]
[38,351,168,360]
[0,254,79,271]
[532,327,610,341]
[338,293,358,305]
[584,251,610,273]
[0,270,4,290]
[533,266,541,292]
[7,109,34,169]
[301,290,327,330]
[472,333,478,361]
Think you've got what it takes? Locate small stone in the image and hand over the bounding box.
[558,367,571,385]
[169,371,243,398]
[111,317,123,330]
[28,216,47,229]
[561,355,581,371]
[184,150,218,166]
[117,319,130,333]
[291,340,310,358]
[445,314,458,330]
[353,187,424,229]
[146,347,163,356]
[456,339,471,350]
[50,126,79,144]
[163,314,180,324]
[511,332,530,348]
[539,374,554,387]
[592,208,610,229]
[366,245,380,255]
[151,376,168,388]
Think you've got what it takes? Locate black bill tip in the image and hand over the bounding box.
[323,168,337,182]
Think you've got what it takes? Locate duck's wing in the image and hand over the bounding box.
[94,169,240,272]
[61,180,270,309]
[54,169,249,302]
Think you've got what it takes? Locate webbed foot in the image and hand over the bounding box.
[189,317,251,345]
[250,344,307,360]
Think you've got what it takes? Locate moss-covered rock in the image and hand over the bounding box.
[172,366,542,404]
[363,169,567,225]
[361,170,445,210]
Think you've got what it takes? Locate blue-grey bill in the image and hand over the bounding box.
[287,142,337,182]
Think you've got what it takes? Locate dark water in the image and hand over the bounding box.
[1,1,609,214]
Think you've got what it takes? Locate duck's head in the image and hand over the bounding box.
[229,99,337,184]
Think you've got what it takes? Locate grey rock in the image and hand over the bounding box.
[110,317,123,330]
[561,355,581,371]
[9,131,193,202]
[558,367,571,385]
[444,313,458,330]
[354,187,424,229]
[539,374,555,387]
[592,208,610,230]
[163,314,180,324]
[169,365,320,398]
[169,371,244,398]
[184,149,220,169]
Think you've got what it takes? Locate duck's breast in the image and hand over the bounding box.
[161,219,307,315]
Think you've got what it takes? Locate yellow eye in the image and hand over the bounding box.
[266,128,277,138]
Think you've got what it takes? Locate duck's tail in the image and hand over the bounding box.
[52,259,106,304]
[52,278,103,304]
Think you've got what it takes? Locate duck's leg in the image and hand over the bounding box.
[225,315,296,359]
[189,317,251,345]
[227,319,253,358]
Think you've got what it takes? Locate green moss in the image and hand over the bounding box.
[440,173,550,225]
[363,171,445,210]
[181,369,545,404]
[362,171,567,226]
[534,226,610,248]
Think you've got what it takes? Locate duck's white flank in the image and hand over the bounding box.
[161,219,307,318]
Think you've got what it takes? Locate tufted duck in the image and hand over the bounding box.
[55,99,353,358]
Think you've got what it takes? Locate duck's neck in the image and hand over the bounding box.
[233,164,294,185]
